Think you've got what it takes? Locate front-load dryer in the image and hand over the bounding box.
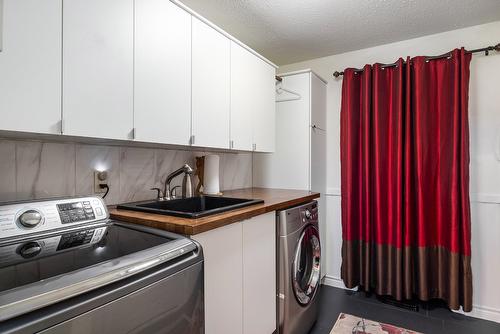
[277,201,321,334]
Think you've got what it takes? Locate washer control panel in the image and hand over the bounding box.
[57,201,96,224]
[0,226,107,267]
[18,210,44,228]
[0,197,108,240]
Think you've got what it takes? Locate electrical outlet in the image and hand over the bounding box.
[94,171,108,193]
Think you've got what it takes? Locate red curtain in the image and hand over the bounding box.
[340,48,473,311]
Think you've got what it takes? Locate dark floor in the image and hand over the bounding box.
[309,285,500,334]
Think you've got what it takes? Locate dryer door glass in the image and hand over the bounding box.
[292,225,321,305]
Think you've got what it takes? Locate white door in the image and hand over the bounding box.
[134,0,191,145]
[311,73,327,132]
[252,59,276,152]
[242,212,276,334]
[310,74,327,276]
[311,129,327,276]
[230,42,254,151]
[191,17,230,149]
[62,0,134,140]
[253,73,310,189]
[0,0,62,134]
[192,223,243,334]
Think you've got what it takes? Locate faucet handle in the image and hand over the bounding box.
[150,187,164,200]
[170,186,180,199]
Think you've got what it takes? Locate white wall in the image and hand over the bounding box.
[279,21,500,323]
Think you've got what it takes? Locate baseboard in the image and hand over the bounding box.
[321,275,500,324]
[321,275,356,291]
[453,304,500,324]
[470,193,500,204]
[325,188,341,196]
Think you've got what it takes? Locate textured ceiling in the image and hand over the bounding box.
[178,0,500,65]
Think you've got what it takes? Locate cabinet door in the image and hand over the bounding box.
[242,212,276,334]
[192,17,230,149]
[62,0,134,140]
[230,42,254,151]
[134,0,191,145]
[0,0,61,134]
[192,223,243,334]
[253,73,310,189]
[252,59,276,152]
[311,73,327,131]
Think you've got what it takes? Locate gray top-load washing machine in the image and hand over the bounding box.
[277,200,321,334]
[0,196,204,334]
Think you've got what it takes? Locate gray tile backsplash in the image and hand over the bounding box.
[0,139,253,205]
[75,144,121,204]
[0,141,16,202]
[119,147,156,203]
[15,141,76,200]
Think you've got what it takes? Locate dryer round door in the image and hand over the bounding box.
[292,225,321,305]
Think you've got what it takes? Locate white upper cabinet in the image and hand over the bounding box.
[134,0,191,145]
[231,42,276,152]
[0,0,62,134]
[0,0,275,151]
[62,0,134,140]
[252,58,276,152]
[192,17,231,149]
[230,42,254,151]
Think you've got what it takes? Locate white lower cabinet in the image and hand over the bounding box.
[242,212,276,334]
[192,222,243,334]
[191,212,276,334]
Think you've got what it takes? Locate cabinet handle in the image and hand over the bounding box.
[60,120,65,134]
[312,125,326,132]
[230,140,234,149]
[131,128,136,140]
[190,135,195,145]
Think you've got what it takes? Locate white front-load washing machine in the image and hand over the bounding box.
[277,201,321,334]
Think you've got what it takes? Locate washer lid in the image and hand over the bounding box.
[0,223,197,322]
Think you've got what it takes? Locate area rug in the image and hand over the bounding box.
[330,313,422,334]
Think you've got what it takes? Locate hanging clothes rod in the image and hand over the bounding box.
[332,43,500,78]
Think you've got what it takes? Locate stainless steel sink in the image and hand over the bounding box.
[117,196,264,218]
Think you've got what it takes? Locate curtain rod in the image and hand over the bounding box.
[332,43,500,78]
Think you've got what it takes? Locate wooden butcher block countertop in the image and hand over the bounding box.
[109,188,320,235]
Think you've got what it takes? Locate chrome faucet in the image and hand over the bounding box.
[160,164,194,200]
[151,164,194,201]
